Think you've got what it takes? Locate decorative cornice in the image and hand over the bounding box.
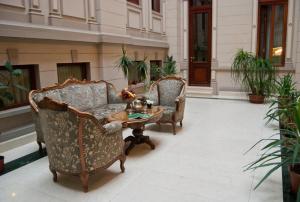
[0,20,169,48]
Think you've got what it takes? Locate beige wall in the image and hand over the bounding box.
[0,38,100,87]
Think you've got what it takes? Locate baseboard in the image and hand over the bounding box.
[187,90,249,101]
[0,132,36,153]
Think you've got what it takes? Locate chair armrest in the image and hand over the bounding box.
[175,96,185,112]
[103,121,123,135]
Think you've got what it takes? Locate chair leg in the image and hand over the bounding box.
[120,154,126,173]
[80,171,89,193]
[172,122,176,135]
[50,168,58,182]
[37,141,43,152]
[180,121,183,127]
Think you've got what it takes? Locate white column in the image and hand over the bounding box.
[149,0,153,30]
[162,1,166,34]
[286,0,294,60]
[251,0,258,53]
[142,0,148,30]
[88,0,96,20]
[183,0,188,60]
[212,0,217,61]
[32,0,39,8]
[52,0,58,11]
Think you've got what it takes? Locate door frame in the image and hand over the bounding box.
[188,2,212,86]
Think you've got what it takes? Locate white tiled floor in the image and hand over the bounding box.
[0,98,282,202]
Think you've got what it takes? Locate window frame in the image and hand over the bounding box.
[0,65,37,110]
[257,0,288,67]
[57,63,88,84]
[152,0,160,13]
[150,60,162,81]
[127,0,139,5]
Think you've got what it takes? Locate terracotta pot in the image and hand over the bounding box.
[289,164,300,194]
[0,156,4,173]
[249,94,265,104]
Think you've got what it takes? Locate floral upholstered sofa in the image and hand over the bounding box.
[29,78,127,151]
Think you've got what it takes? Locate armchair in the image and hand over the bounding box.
[146,77,186,135]
[37,97,126,192]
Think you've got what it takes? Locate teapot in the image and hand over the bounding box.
[132,99,143,112]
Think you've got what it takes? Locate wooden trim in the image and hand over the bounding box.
[188,1,212,86]
[127,0,139,5]
[257,0,288,66]
[0,64,37,110]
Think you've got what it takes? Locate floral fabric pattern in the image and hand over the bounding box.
[82,119,124,172]
[39,109,81,174]
[84,104,127,123]
[158,80,183,107]
[146,77,186,126]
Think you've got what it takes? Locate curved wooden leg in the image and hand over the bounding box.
[144,137,155,150]
[37,141,43,152]
[180,121,183,127]
[80,172,89,193]
[50,168,57,182]
[172,122,176,135]
[120,154,126,173]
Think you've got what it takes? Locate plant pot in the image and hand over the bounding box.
[0,156,4,173]
[249,94,265,104]
[289,164,300,194]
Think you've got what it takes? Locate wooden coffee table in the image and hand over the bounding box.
[108,106,163,155]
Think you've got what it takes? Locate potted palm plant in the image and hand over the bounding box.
[265,74,297,129]
[231,49,276,104]
[117,46,148,84]
[162,55,177,76]
[245,97,300,196]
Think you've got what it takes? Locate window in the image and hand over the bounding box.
[127,0,139,5]
[150,60,162,81]
[257,0,288,66]
[128,62,142,85]
[57,63,88,84]
[190,0,212,7]
[152,0,160,13]
[0,65,36,110]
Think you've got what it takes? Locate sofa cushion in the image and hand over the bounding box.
[158,80,183,107]
[60,84,94,111]
[91,82,108,107]
[84,104,127,123]
[160,105,176,122]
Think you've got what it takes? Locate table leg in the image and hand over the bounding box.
[124,127,155,155]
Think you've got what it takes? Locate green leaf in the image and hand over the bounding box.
[254,159,289,189]
[13,83,28,92]
[12,69,22,76]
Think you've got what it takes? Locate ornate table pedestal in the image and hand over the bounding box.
[108,106,163,155]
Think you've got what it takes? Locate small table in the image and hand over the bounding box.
[108,106,163,155]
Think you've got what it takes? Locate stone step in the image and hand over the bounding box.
[186,86,214,97]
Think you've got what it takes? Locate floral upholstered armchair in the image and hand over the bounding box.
[29,79,126,151]
[146,77,186,135]
[37,97,125,192]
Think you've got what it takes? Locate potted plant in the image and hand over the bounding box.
[117,46,148,85]
[0,61,28,109]
[231,49,276,104]
[265,74,298,129]
[245,97,300,195]
[0,155,4,173]
[162,55,177,76]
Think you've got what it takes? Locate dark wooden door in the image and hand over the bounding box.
[189,2,212,86]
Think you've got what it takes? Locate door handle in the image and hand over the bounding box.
[190,57,195,62]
